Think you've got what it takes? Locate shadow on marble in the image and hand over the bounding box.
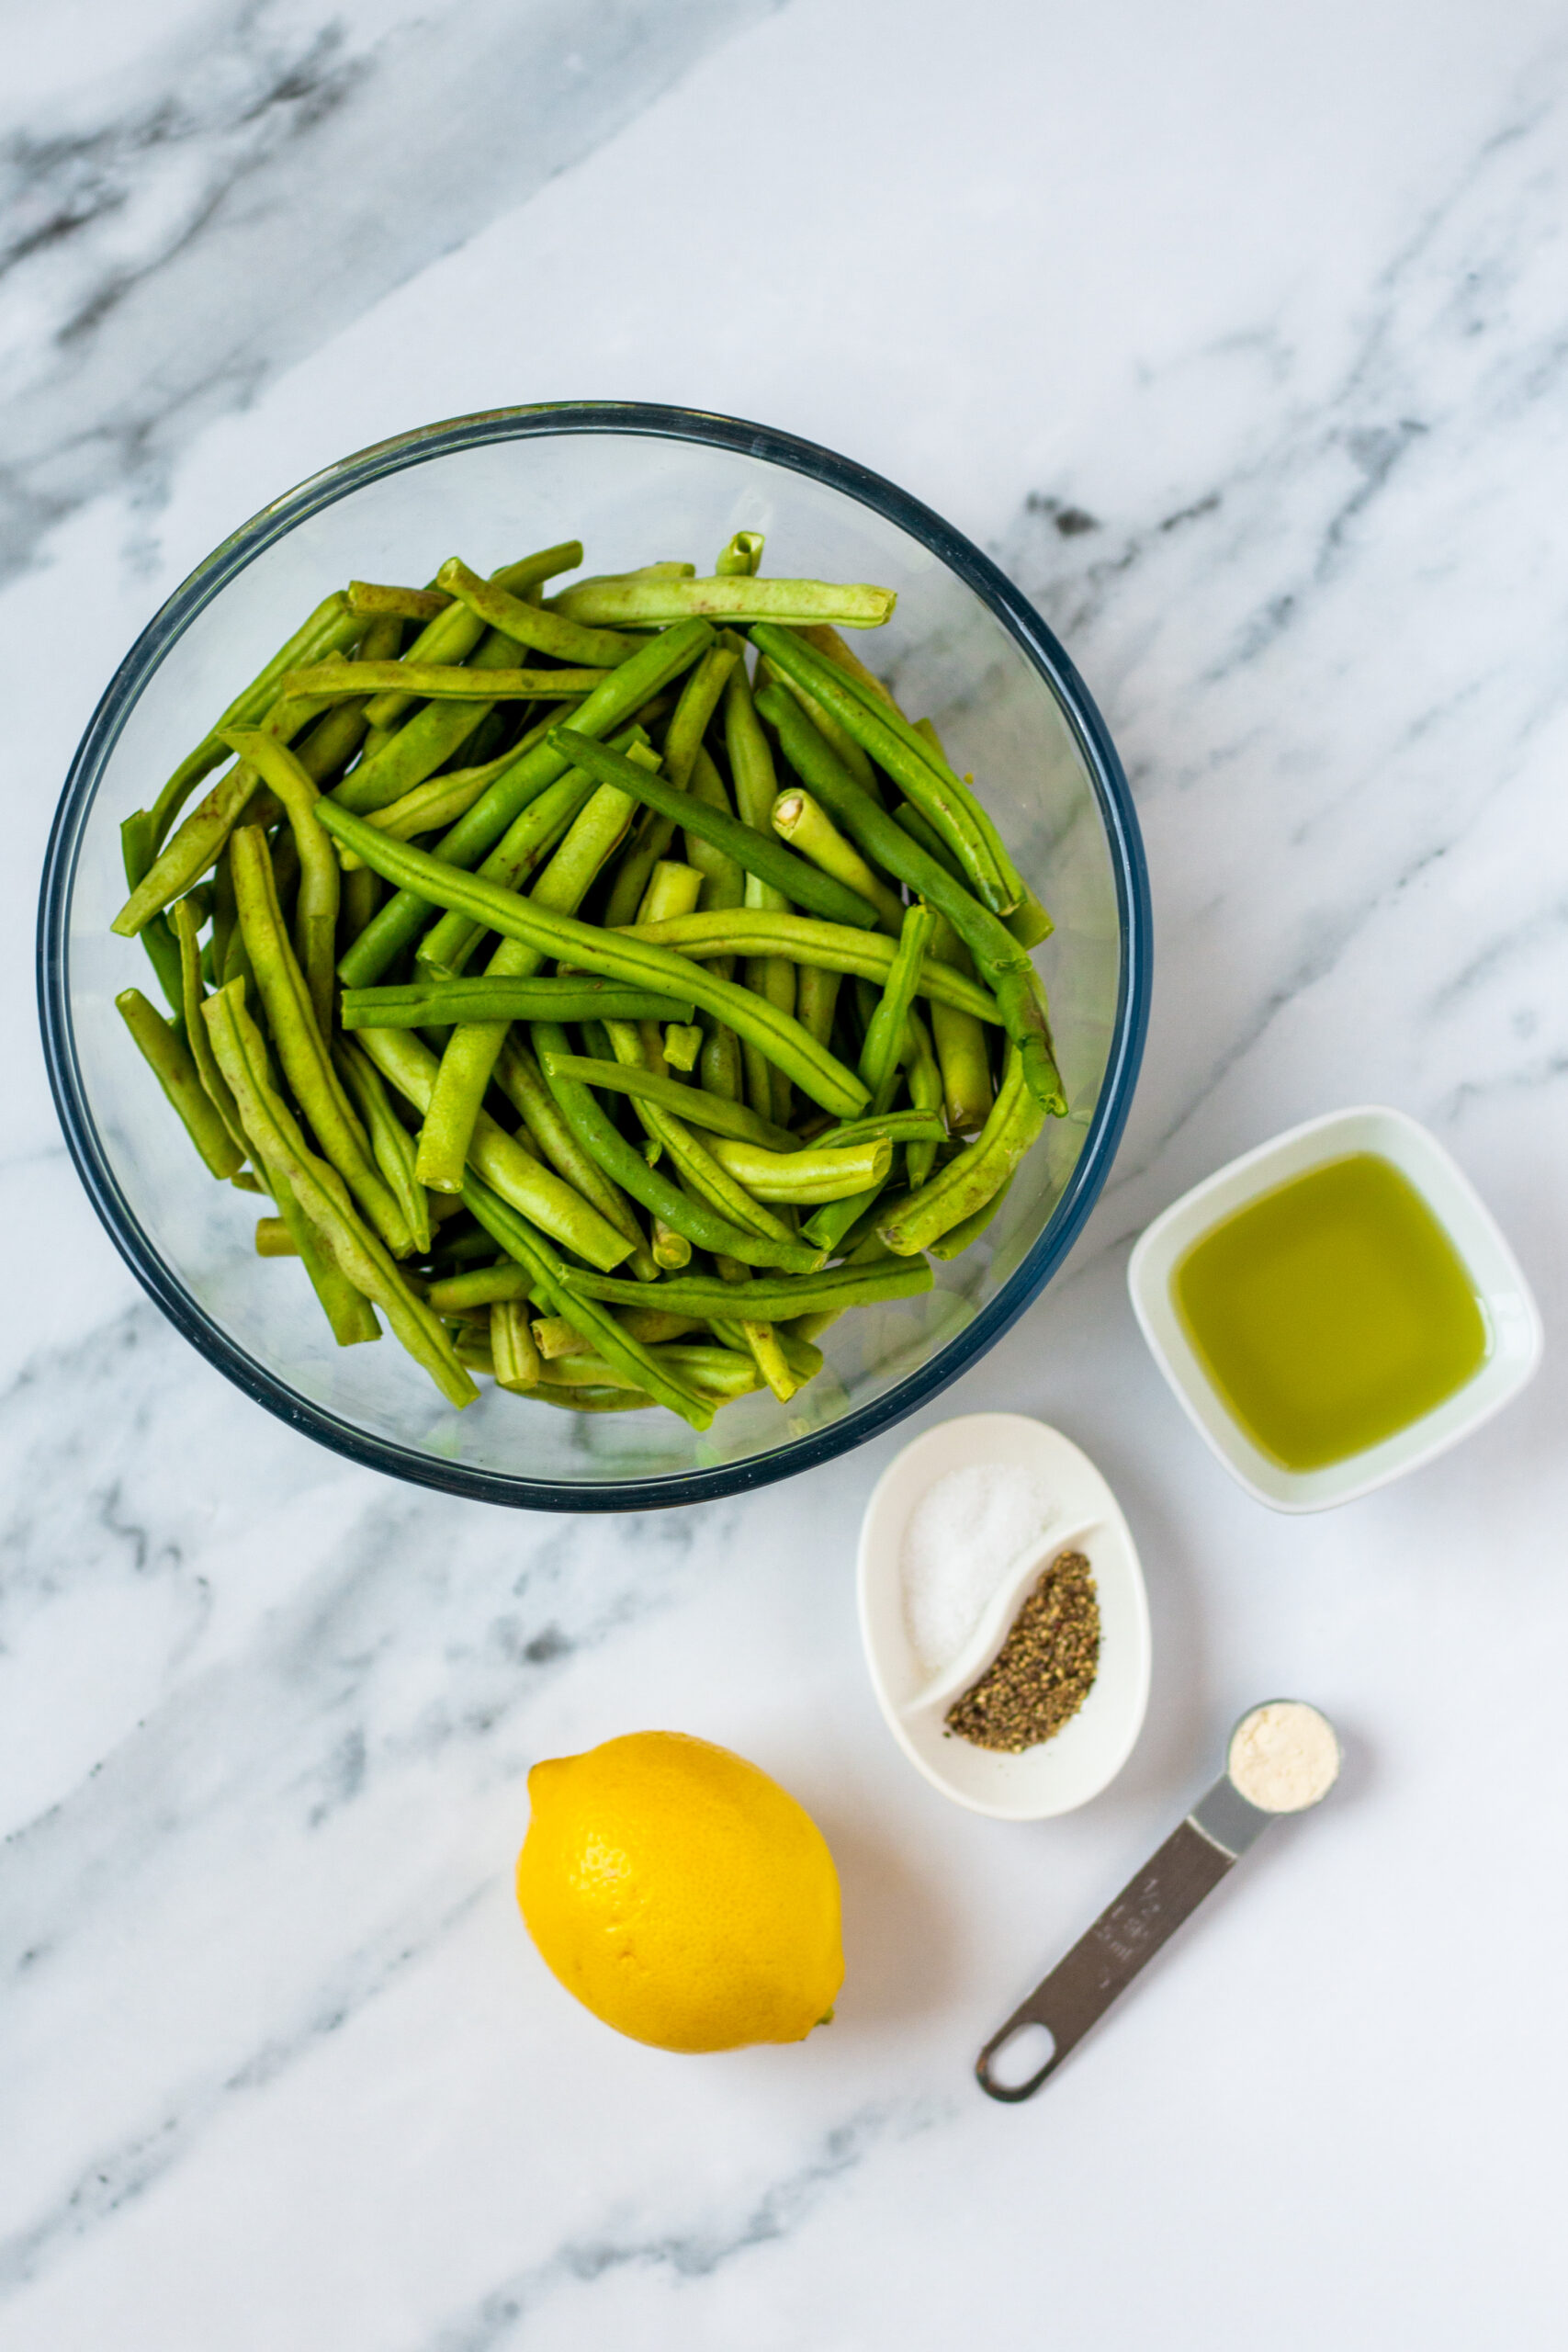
[810,1807,961,2033]
[1075,1429,1216,1820]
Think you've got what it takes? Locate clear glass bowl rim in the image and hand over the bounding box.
[36,400,1152,1511]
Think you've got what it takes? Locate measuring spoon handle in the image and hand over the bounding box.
[976,1779,1270,2101]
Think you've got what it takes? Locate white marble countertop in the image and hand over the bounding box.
[5,2,1567,2344]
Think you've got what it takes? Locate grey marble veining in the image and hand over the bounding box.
[992,52,1568,1225]
[1,0,783,582]
[4,3,1567,2346]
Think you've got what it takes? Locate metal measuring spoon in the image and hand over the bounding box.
[976,1700,1342,2101]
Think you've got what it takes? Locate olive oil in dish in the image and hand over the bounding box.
[1172,1151,1489,1472]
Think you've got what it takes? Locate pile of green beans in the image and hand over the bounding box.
[110,532,1066,1424]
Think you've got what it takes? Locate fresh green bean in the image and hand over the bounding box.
[634,858,705,926]
[334,752,513,865]
[604,645,739,926]
[491,1036,656,1282]
[119,813,186,1013]
[814,1108,945,1150]
[740,953,796,1130]
[287,660,602,703]
[362,544,581,728]
[460,1174,714,1430]
[319,801,870,1117]
[341,978,695,1029]
[530,1021,824,1273]
[700,1022,743,1103]
[661,1112,784,1239]
[757,685,1065,1114]
[435,556,635,667]
[172,898,247,1156]
[350,1024,633,1272]
[114,682,339,937]
[600,1018,796,1244]
[116,988,245,1179]
[1003,889,1055,951]
[794,960,841,1060]
[254,1216,298,1255]
[224,730,340,1034]
[929,1174,1015,1260]
[757,659,880,795]
[231,824,412,1252]
[803,902,933,1251]
[410,767,597,977]
[654,1344,773,1398]
[616,909,1005,1025]
[620,1306,705,1346]
[552,729,880,931]
[262,1153,383,1344]
[286,616,403,793]
[652,1218,693,1271]
[712,1254,806,1402]
[491,1298,542,1391]
[797,622,901,707]
[752,623,1025,916]
[414,760,644,1191]
[203,980,472,1399]
[151,591,366,845]
[347,582,450,621]
[505,1382,660,1413]
[662,1020,703,1071]
[333,631,546,815]
[534,1051,796,1148]
[209,845,239,981]
[342,622,715,986]
[419,721,649,975]
[907,723,1055,945]
[558,1261,933,1321]
[925,909,993,1136]
[529,1344,760,1398]
[723,650,783,840]
[552,575,895,629]
[531,1317,592,1359]
[858,903,932,1106]
[682,745,746,919]
[707,1136,891,1204]
[900,1007,945,1187]
[771,787,904,931]
[893,799,964,879]
[334,1037,432,1256]
[715,532,764,576]
[877,1045,1046,1254]
[428,1263,532,1312]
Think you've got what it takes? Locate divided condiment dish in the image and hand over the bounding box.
[857,1412,1151,1819]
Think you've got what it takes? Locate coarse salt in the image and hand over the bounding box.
[901,1462,1055,1678]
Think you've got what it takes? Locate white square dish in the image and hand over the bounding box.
[1126,1105,1543,1512]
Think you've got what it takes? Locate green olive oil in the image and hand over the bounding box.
[1172,1152,1489,1471]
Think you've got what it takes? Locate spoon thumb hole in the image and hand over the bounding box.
[976,2017,1058,2102]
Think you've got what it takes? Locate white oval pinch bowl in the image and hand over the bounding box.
[856,1413,1151,1819]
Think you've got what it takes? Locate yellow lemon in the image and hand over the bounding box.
[517,1730,843,2052]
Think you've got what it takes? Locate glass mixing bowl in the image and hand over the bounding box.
[38,403,1150,1509]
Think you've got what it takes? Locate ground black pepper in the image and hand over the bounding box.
[944,1549,1100,1752]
